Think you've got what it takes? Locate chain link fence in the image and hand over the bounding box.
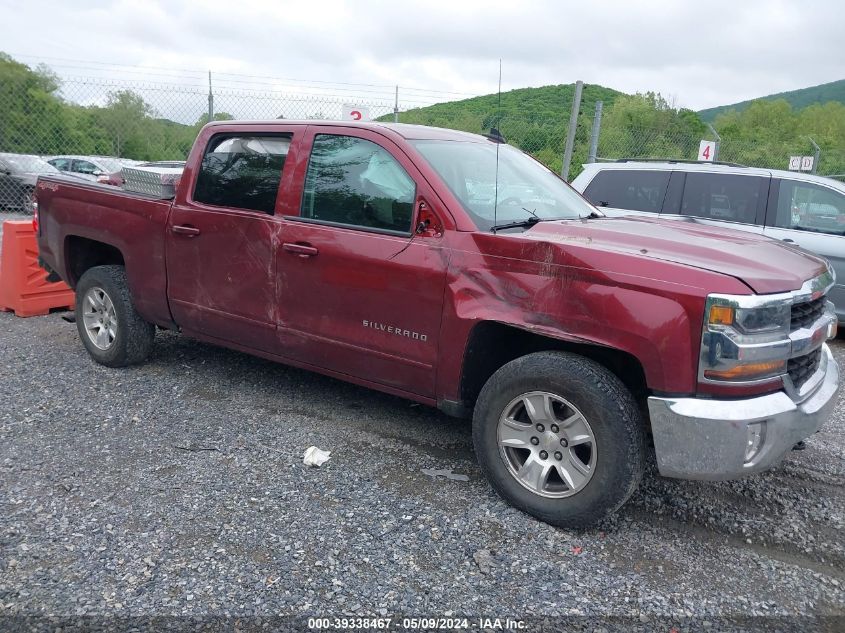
[2,58,844,215]
[0,72,417,213]
[0,58,588,213]
[593,123,845,177]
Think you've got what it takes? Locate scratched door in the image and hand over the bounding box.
[166,127,300,352]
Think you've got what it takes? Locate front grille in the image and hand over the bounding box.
[788,349,822,388]
[791,297,825,331]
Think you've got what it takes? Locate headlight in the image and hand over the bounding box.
[707,303,791,335]
[700,295,792,383]
[700,272,836,386]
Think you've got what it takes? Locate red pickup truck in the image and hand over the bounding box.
[35,121,840,528]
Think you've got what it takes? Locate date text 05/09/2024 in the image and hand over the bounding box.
[307,617,526,630]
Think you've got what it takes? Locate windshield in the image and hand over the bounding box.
[412,140,598,231]
[1,155,58,174]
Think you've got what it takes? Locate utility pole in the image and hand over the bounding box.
[561,80,583,181]
[208,71,214,124]
[394,85,399,124]
[587,100,603,164]
[706,123,721,162]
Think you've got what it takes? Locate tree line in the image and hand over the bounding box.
[1,53,843,179]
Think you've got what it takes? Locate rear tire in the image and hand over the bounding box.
[472,351,644,529]
[75,265,154,367]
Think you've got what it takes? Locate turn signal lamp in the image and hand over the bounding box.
[708,305,734,326]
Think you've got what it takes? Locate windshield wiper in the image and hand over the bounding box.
[491,216,542,232]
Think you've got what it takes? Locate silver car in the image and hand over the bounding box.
[0,153,60,211]
[571,161,845,323]
[47,155,141,181]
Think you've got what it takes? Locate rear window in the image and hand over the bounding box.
[193,134,291,214]
[582,169,669,213]
[679,173,764,223]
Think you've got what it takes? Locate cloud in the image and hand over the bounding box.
[1,0,842,111]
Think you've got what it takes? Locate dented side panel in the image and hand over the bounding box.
[435,230,753,401]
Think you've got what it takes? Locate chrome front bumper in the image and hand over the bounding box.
[647,345,839,480]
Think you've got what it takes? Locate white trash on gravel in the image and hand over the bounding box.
[421,468,469,482]
[303,446,331,467]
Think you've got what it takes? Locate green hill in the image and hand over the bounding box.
[698,78,845,121]
[393,83,624,124]
[384,83,625,172]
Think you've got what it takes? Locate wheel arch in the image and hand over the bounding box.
[450,320,648,416]
[64,235,126,288]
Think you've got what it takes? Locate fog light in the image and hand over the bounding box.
[744,422,766,463]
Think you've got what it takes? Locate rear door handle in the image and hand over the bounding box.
[172,224,200,237]
[283,242,319,257]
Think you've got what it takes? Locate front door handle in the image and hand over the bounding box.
[172,224,201,237]
[283,242,319,257]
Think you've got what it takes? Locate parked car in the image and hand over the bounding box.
[0,153,60,212]
[34,121,839,528]
[571,161,845,323]
[47,155,141,181]
[98,161,186,187]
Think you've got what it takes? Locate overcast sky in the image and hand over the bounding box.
[2,0,843,113]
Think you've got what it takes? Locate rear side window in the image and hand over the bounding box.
[771,180,845,236]
[300,134,416,233]
[194,134,291,214]
[680,173,764,223]
[582,169,669,213]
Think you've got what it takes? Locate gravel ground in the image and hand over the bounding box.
[1,277,844,630]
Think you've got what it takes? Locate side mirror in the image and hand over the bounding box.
[415,200,443,238]
[92,170,104,176]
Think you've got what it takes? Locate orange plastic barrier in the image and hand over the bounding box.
[0,221,75,317]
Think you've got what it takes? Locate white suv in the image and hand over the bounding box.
[571,161,845,323]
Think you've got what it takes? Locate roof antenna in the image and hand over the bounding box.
[492,59,502,234]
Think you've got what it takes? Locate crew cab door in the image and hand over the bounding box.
[275,127,451,398]
[165,127,300,351]
[763,178,845,317]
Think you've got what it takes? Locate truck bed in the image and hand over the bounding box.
[36,175,174,328]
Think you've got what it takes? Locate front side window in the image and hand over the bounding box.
[680,173,764,224]
[772,180,845,236]
[194,134,291,214]
[300,135,416,233]
[582,169,669,213]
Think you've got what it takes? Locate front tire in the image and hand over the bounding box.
[75,265,155,367]
[473,351,644,529]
